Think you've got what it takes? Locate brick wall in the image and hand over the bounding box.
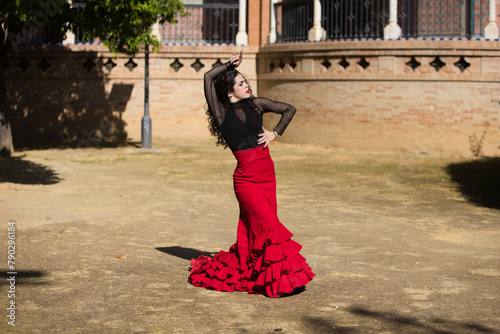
[248,0,271,46]
[259,39,500,156]
[5,40,500,156]
[5,45,258,148]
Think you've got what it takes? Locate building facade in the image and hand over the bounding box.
[5,0,500,156]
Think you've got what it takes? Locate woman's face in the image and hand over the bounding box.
[229,74,251,103]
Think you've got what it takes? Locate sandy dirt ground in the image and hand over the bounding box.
[0,139,499,334]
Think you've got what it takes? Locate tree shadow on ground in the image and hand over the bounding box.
[156,246,217,261]
[301,316,356,333]
[0,156,61,184]
[301,306,499,333]
[445,157,500,210]
[6,45,134,151]
[347,306,498,333]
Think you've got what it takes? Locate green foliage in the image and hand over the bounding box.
[1,0,185,56]
[1,0,70,46]
[73,0,184,55]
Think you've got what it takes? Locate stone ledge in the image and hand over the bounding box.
[259,39,500,56]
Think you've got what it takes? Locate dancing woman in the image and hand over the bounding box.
[188,51,314,298]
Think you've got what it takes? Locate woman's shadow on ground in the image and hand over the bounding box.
[155,246,216,261]
[446,157,500,210]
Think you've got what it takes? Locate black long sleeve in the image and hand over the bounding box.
[204,61,232,127]
[252,97,296,135]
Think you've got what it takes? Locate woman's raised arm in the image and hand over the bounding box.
[204,51,244,127]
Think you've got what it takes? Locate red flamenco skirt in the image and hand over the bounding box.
[188,145,315,298]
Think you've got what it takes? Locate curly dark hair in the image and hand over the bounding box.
[206,107,228,148]
[206,68,256,149]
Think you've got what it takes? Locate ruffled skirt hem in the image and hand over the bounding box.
[188,222,315,298]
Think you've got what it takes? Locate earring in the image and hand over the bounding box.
[228,95,232,98]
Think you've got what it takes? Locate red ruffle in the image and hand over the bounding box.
[188,221,315,298]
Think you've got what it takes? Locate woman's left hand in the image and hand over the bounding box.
[258,126,278,148]
[230,50,243,68]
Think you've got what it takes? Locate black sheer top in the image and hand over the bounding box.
[204,62,296,151]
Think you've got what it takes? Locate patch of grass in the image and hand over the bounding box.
[70,159,103,164]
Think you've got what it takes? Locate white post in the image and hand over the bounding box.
[308,0,325,41]
[64,31,76,45]
[383,0,401,40]
[152,21,162,43]
[484,0,499,39]
[64,0,76,44]
[235,0,248,45]
[269,0,277,43]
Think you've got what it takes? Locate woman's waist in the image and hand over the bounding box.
[225,135,262,152]
[233,144,269,163]
[233,146,274,176]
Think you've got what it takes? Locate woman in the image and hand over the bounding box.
[188,51,314,298]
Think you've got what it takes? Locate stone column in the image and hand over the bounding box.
[64,0,76,44]
[268,0,277,43]
[152,22,162,43]
[383,0,401,40]
[64,31,76,45]
[484,0,499,39]
[236,0,249,45]
[308,0,325,41]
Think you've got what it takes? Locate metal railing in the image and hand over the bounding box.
[399,0,477,38]
[275,0,489,42]
[161,3,239,44]
[275,0,314,42]
[11,27,63,45]
[321,0,388,39]
[9,0,492,45]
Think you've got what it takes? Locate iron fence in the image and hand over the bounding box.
[321,0,388,39]
[8,0,492,45]
[275,0,490,42]
[399,0,477,38]
[275,0,314,42]
[161,3,239,44]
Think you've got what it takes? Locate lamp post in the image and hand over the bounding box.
[141,43,152,148]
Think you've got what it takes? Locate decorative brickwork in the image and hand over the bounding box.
[5,45,258,149]
[5,41,500,156]
[259,40,500,156]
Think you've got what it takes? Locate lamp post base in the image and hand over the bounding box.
[141,115,152,149]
